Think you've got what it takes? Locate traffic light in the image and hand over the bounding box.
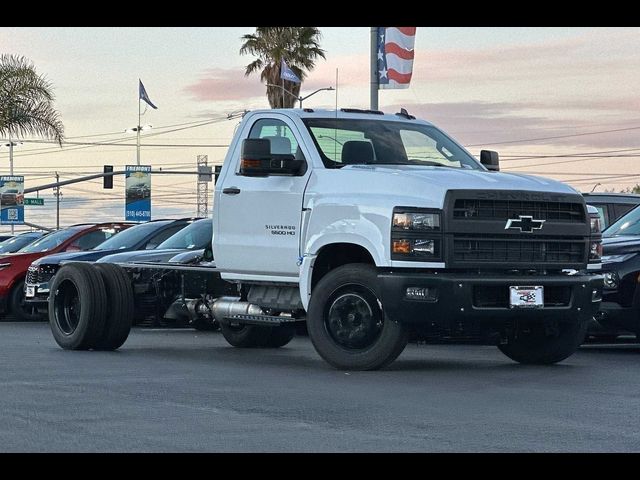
[103,165,113,189]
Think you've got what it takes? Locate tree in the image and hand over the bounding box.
[240,27,326,108]
[0,54,64,145]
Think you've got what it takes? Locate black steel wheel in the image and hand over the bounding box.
[307,263,408,370]
[48,263,107,350]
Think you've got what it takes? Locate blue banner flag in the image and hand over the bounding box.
[139,80,158,109]
[125,165,151,222]
[280,59,301,83]
[0,175,24,225]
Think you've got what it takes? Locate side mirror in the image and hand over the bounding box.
[239,138,303,176]
[480,150,499,171]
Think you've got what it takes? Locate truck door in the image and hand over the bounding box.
[215,116,310,279]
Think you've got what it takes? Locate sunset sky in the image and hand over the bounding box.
[1,27,639,231]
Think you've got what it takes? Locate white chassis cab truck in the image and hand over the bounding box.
[46,108,603,370]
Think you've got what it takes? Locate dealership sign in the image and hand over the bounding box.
[125,165,151,222]
[0,176,25,225]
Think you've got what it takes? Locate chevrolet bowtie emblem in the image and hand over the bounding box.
[505,215,545,233]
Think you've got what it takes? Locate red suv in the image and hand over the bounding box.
[0,222,132,321]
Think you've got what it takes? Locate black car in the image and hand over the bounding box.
[583,192,640,231]
[25,218,200,306]
[126,183,151,200]
[0,231,45,254]
[96,218,212,264]
[590,205,640,340]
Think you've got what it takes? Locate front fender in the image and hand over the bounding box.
[299,233,382,311]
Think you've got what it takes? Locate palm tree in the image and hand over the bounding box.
[0,54,64,146]
[240,27,326,108]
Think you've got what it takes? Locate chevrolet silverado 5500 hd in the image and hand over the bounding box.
[45,108,603,370]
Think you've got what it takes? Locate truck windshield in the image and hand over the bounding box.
[303,118,482,170]
[604,205,640,237]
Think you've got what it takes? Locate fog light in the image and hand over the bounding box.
[405,287,438,301]
[592,288,602,302]
[603,272,618,289]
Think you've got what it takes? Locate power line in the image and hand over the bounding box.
[464,125,640,147]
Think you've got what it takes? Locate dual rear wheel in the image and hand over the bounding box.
[49,263,133,351]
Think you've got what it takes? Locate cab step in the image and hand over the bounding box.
[224,314,300,327]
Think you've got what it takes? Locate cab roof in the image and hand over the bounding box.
[245,108,434,126]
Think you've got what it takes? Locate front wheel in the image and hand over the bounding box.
[498,320,588,365]
[306,264,408,371]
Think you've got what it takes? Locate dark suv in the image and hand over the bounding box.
[583,192,640,231]
[590,205,640,340]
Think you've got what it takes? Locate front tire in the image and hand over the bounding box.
[498,320,588,365]
[306,264,408,370]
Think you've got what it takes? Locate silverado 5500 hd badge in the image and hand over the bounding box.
[266,224,296,236]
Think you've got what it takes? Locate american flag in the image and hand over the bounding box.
[376,27,416,89]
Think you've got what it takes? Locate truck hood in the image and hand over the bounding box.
[340,165,578,196]
[602,235,640,255]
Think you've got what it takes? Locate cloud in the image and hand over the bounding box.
[386,100,640,150]
[184,67,265,102]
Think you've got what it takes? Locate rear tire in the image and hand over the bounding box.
[306,263,408,370]
[498,320,588,364]
[220,323,272,347]
[92,264,133,350]
[48,263,107,350]
[9,280,46,322]
[264,324,296,348]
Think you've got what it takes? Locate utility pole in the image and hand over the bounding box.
[53,171,61,230]
[137,95,141,166]
[370,27,379,110]
[197,155,209,218]
[9,139,14,234]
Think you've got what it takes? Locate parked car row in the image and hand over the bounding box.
[0,218,212,323]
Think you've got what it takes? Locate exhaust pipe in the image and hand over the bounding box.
[183,296,264,323]
[209,297,264,322]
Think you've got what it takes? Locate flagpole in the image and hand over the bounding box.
[137,84,141,166]
[370,27,379,110]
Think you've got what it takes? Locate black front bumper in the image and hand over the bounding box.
[378,270,602,331]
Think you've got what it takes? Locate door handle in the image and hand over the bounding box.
[222,187,241,195]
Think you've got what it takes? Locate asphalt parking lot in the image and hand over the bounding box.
[1,322,640,452]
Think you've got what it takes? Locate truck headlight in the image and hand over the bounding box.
[392,208,442,261]
[589,241,603,261]
[590,216,601,234]
[392,239,436,256]
[392,211,440,231]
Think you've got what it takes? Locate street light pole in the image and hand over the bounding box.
[9,139,13,175]
[298,87,334,108]
[137,97,141,165]
[266,84,334,109]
